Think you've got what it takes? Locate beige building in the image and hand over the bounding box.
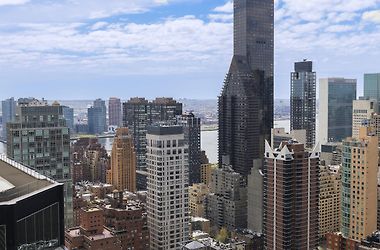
[271,128,307,148]
[319,165,341,239]
[189,183,209,217]
[341,127,378,241]
[352,99,377,138]
[110,128,136,192]
[200,163,216,186]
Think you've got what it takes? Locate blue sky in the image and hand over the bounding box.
[1,0,380,100]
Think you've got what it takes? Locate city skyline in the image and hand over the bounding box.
[1,1,380,99]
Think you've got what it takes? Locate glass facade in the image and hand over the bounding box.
[219,0,274,176]
[364,73,380,109]
[327,80,356,142]
[16,203,60,250]
[7,102,73,228]
[290,61,316,148]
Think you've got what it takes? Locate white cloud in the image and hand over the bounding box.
[214,1,232,13]
[363,10,380,23]
[0,0,29,6]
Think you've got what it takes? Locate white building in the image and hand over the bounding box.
[352,99,377,138]
[146,124,190,250]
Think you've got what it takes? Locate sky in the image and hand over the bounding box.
[0,0,380,100]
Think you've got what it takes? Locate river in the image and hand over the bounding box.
[0,119,292,163]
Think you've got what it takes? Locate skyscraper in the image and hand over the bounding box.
[364,73,380,107]
[88,99,107,135]
[177,112,201,184]
[109,97,122,127]
[62,105,74,133]
[110,128,136,192]
[123,97,182,169]
[319,78,357,144]
[341,127,378,241]
[263,140,319,249]
[88,106,103,134]
[146,124,189,250]
[6,99,73,227]
[1,97,16,140]
[290,60,316,148]
[218,0,274,176]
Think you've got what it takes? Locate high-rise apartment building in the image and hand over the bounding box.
[146,124,190,249]
[1,97,16,139]
[364,73,380,107]
[0,155,65,250]
[218,0,274,176]
[6,99,73,227]
[341,127,378,241]
[177,112,201,184]
[123,97,182,169]
[109,97,122,127]
[352,99,377,138]
[62,105,74,133]
[319,78,357,144]
[110,128,136,192]
[319,165,341,239]
[290,60,316,148]
[263,140,319,250]
[88,99,107,134]
[206,165,247,232]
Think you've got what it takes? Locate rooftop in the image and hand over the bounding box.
[0,154,58,204]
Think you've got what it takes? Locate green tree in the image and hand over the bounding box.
[216,227,228,243]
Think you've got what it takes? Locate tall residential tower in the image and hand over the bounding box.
[146,124,189,249]
[218,0,274,177]
[290,60,316,148]
[263,140,319,249]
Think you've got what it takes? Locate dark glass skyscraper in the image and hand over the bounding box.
[176,112,201,185]
[1,97,16,140]
[218,0,274,176]
[290,60,316,148]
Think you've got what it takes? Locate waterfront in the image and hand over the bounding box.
[0,119,292,163]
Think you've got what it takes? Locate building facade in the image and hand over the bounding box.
[109,97,122,127]
[110,128,136,192]
[189,183,209,218]
[62,105,74,133]
[352,99,377,138]
[290,60,316,148]
[218,0,274,177]
[206,165,247,232]
[177,112,201,184]
[364,73,380,108]
[65,208,122,250]
[0,155,65,250]
[6,99,73,227]
[88,99,107,134]
[146,125,190,249]
[1,97,16,140]
[263,140,319,250]
[319,165,341,239]
[319,78,357,144]
[341,127,378,241]
[123,97,182,170]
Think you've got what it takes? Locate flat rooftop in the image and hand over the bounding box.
[0,154,57,203]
